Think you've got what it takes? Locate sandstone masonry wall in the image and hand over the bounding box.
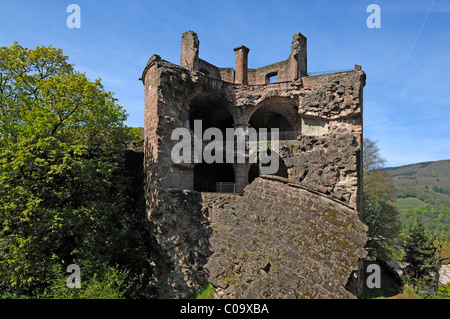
[204,176,367,299]
[144,176,367,299]
[279,127,362,212]
[146,188,211,298]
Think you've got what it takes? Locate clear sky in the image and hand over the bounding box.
[1,0,449,167]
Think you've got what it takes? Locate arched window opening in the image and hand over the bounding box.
[189,94,234,134]
[247,97,300,141]
[249,109,293,132]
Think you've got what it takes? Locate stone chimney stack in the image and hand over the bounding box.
[233,45,250,84]
[180,31,199,71]
[290,32,307,78]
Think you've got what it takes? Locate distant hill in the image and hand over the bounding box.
[386,160,450,211]
[385,160,450,239]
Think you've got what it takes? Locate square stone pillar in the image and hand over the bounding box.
[232,122,250,194]
[180,31,199,71]
[234,45,250,84]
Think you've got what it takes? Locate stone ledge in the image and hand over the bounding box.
[258,175,355,211]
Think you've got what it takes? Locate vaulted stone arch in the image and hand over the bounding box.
[242,96,300,132]
[188,93,236,134]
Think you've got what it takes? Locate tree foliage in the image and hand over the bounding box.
[362,138,401,261]
[403,219,440,291]
[41,264,132,299]
[0,43,151,298]
[363,192,401,261]
[362,138,386,173]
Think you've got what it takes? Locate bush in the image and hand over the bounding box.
[194,283,215,299]
[437,283,450,299]
[39,264,131,299]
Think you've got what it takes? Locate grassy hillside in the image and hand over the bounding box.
[385,160,450,240]
[395,197,428,211]
[386,160,450,210]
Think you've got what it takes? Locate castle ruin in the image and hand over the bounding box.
[141,31,368,298]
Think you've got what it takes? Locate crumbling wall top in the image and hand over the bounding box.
[176,31,308,84]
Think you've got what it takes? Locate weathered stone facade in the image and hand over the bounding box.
[141,31,367,298]
[204,175,367,299]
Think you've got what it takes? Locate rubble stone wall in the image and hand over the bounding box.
[204,176,368,299]
[145,176,367,299]
[279,126,362,212]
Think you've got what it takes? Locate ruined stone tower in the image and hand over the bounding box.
[141,31,367,299]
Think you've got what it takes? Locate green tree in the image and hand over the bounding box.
[363,193,401,261]
[362,138,386,172]
[41,264,132,299]
[403,219,440,291]
[362,138,401,261]
[0,43,150,298]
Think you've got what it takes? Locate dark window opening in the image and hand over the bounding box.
[248,97,300,141]
[249,108,294,138]
[194,163,235,193]
[273,155,289,178]
[189,94,234,134]
[265,72,278,84]
[248,163,260,184]
[248,154,289,184]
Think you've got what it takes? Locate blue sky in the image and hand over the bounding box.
[1,0,449,167]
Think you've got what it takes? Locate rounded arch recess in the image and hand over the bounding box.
[243,96,300,132]
[188,93,237,134]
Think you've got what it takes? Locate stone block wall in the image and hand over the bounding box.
[146,188,212,298]
[144,176,367,299]
[204,176,367,299]
[279,126,362,212]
